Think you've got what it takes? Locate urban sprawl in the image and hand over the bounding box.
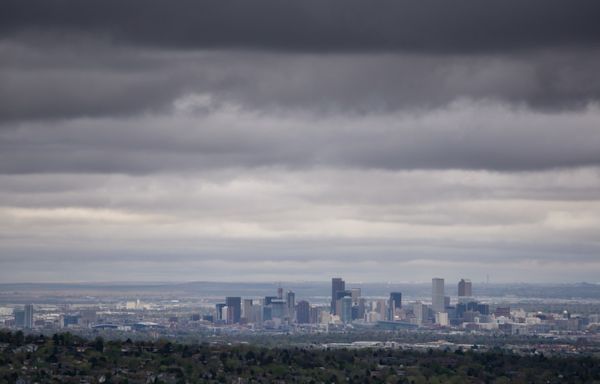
[5,278,600,344]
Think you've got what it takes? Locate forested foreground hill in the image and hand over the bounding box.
[1,331,600,383]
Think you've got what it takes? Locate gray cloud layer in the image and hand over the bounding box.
[1,1,599,282]
[2,0,600,53]
[2,44,600,123]
[2,101,600,173]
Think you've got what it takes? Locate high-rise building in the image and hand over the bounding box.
[309,306,321,324]
[331,277,345,314]
[432,278,445,313]
[286,291,295,321]
[222,306,229,324]
[357,298,367,320]
[477,303,490,315]
[375,299,387,320]
[340,296,353,323]
[225,297,241,324]
[251,303,263,323]
[24,304,34,329]
[351,288,361,305]
[277,287,283,299]
[458,279,472,297]
[263,306,272,321]
[335,290,351,316]
[336,290,352,300]
[270,299,286,319]
[413,302,427,326]
[215,303,226,321]
[456,302,467,319]
[388,292,402,321]
[13,308,25,328]
[243,299,253,321]
[297,300,310,324]
[446,306,457,322]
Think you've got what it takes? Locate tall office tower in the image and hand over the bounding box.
[264,296,277,306]
[225,297,242,324]
[388,292,402,321]
[222,306,229,324]
[251,303,263,323]
[351,288,361,305]
[263,306,272,321]
[13,308,25,328]
[458,279,472,297]
[277,286,283,299]
[432,278,445,313]
[215,303,226,321]
[286,291,295,321]
[375,299,387,320]
[270,299,286,319]
[335,290,352,316]
[24,304,34,329]
[331,277,345,314]
[243,299,253,321]
[309,306,321,324]
[296,300,310,324]
[357,298,367,320]
[340,296,353,323]
[413,302,427,326]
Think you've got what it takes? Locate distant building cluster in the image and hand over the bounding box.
[207,278,403,328]
[202,277,600,337]
[3,277,600,338]
[212,289,319,329]
[202,277,600,335]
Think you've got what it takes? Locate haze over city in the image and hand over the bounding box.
[1,0,600,283]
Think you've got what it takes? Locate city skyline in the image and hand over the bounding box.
[7,275,597,333]
[1,0,600,283]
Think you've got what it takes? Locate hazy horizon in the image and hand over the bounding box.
[1,276,599,286]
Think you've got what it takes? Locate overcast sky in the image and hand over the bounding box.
[1,0,600,283]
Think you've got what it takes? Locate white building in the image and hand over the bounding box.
[435,312,448,326]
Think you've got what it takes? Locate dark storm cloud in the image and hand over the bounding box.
[2,44,600,122]
[0,41,190,122]
[1,0,600,53]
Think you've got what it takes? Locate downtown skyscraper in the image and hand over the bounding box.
[432,278,445,313]
[331,277,345,315]
[225,297,242,324]
[458,279,473,298]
